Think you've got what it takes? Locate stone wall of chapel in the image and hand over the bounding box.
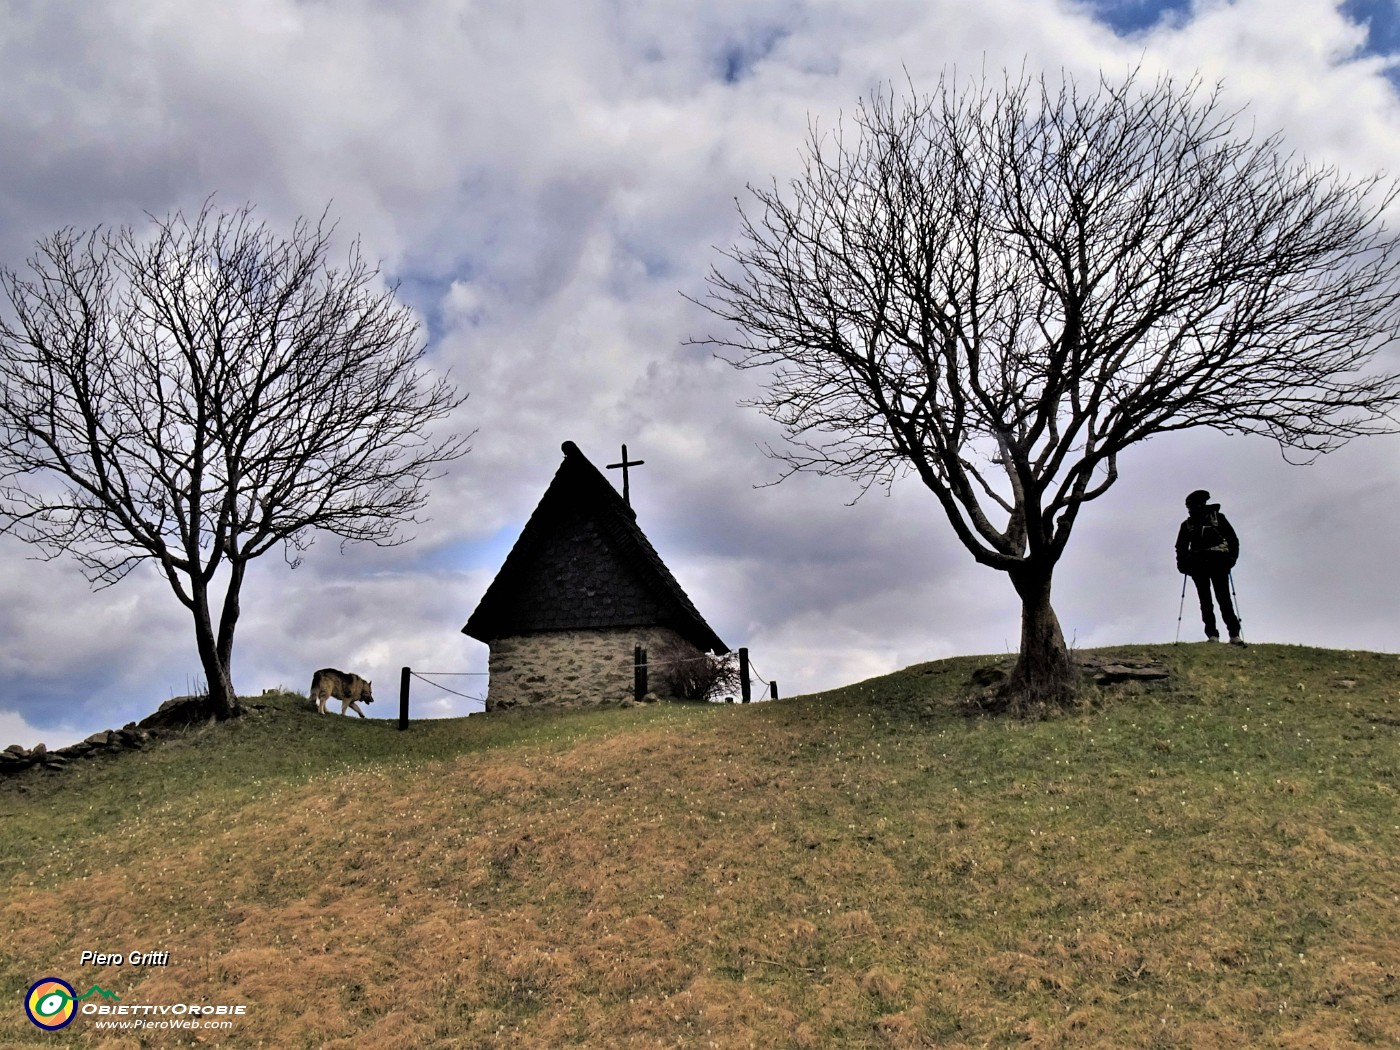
[484,626,703,712]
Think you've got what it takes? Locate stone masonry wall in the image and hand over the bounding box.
[485,626,701,712]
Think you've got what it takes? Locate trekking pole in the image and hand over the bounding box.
[1229,571,1242,625]
[1174,574,1187,644]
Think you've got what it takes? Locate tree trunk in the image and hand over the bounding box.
[191,584,241,720]
[1001,565,1079,714]
[216,558,245,680]
[202,655,240,721]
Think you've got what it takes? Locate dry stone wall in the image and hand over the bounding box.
[1,728,156,777]
[485,626,700,712]
[0,693,219,779]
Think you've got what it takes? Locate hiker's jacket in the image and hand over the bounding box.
[1175,504,1239,576]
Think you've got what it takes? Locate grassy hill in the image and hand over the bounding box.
[2,643,1397,1048]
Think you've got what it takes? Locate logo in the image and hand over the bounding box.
[23,978,120,1030]
[25,978,77,1031]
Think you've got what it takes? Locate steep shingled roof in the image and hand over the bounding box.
[462,442,728,654]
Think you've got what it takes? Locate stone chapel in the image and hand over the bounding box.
[462,441,729,712]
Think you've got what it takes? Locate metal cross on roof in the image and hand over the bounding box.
[606,444,645,507]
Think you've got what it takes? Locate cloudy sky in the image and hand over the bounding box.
[2,0,1399,748]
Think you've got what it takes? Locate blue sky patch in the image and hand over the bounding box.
[1085,0,1193,36]
[1341,0,1400,56]
[1089,0,1400,61]
[716,24,791,84]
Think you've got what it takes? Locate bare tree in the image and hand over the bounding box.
[698,69,1400,712]
[0,201,470,719]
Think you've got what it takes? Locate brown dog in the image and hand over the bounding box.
[309,668,375,717]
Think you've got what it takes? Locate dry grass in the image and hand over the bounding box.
[1,644,1397,1048]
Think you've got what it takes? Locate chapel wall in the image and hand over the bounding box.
[485,626,700,712]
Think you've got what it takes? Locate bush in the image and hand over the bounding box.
[654,640,741,702]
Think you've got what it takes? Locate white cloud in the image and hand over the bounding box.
[0,707,85,752]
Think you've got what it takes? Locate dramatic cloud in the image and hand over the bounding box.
[2,0,1397,748]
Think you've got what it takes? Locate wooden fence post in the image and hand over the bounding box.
[739,648,751,704]
[770,681,778,701]
[634,645,648,701]
[399,666,410,730]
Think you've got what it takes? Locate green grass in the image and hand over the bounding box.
[2,643,1397,1048]
[0,692,642,891]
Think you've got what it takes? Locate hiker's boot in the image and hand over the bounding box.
[1228,634,1246,647]
[1206,634,1220,643]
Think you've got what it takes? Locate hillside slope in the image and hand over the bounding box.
[2,644,1397,1048]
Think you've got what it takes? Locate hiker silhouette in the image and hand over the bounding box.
[1175,490,1244,646]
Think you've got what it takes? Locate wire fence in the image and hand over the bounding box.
[641,652,715,668]
[409,670,485,705]
[394,644,777,728]
[391,669,486,728]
